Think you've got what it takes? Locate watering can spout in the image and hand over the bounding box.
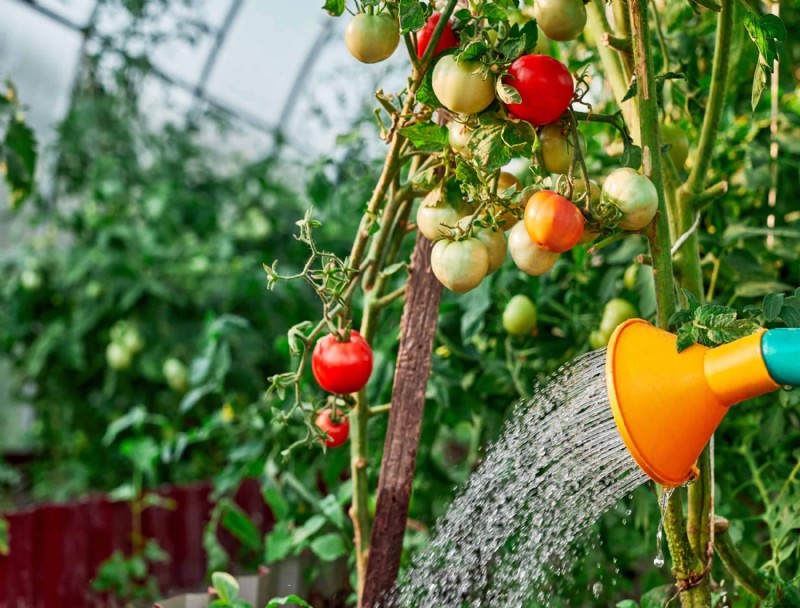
[605,320,800,487]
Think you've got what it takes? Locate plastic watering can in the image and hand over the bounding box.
[606,319,800,487]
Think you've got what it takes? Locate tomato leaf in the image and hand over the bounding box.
[221,504,262,552]
[671,296,760,352]
[321,0,345,17]
[743,11,786,110]
[398,123,448,150]
[495,81,521,105]
[415,66,443,109]
[265,596,313,608]
[398,0,426,34]
[309,532,348,561]
[460,40,490,62]
[3,118,38,208]
[211,572,240,603]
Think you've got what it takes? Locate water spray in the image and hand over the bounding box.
[606,319,800,487]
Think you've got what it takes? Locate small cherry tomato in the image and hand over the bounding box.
[589,329,611,350]
[431,237,490,293]
[432,55,496,115]
[661,123,690,169]
[599,298,638,335]
[601,168,659,230]
[416,13,459,59]
[448,121,474,159]
[508,222,560,276]
[539,123,577,175]
[533,0,587,41]
[20,269,42,291]
[416,189,472,241]
[106,342,132,370]
[345,13,400,64]
[504,55,574,126]
[624,263,640,291]
[312,331,374,394]
[503,295,538,336]
[524,190,585,253]
[457,217,507,273]
[163,358,188,393]
[315,409,350,448]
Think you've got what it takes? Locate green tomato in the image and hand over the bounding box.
[432,55,496,115]
[661,123,690,169]
[503,295,538,336]
[624,263,640,291]
[431,237,489,294]
[599,298,638,336]
[163,358,188,393]
[508,222,559,276]
[456,217,507,273]
[601,168,658,231]
[121,328,144,354]
[106,342,132,370]
[589,329,611,350]
[448,121,474,159]
[539,123,582,175]
[416,189,471,241]
[533,0,587,41]
[344,13,400,64]
[20,269,42,291]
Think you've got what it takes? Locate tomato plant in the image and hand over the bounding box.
[504,55,574,126]
[661,122,690,169]
[523,190,585,253]
[311,331,374,395]
[315,409,350,448]
[345,13,400,64]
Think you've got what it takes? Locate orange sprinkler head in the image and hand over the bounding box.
[606,319,781,487]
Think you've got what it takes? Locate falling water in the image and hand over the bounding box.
[386,349,649,607]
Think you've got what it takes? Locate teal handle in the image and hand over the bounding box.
[762,329,800,387]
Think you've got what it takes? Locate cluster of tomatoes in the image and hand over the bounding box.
[344,3,663,296]
[310,330,374,448]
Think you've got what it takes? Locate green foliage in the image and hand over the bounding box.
[670,290,760,352]
[0,81,37,207]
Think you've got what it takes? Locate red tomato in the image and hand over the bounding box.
[312,331,373,394]
[416,13,459,59]
[315,409,350,448]
[524,190,585,253]
[504,55,574,126]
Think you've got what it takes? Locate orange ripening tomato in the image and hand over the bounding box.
[523,190,585,253]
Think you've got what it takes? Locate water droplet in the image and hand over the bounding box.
[592,582,604,597]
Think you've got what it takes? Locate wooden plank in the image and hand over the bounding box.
[361,234,442,607]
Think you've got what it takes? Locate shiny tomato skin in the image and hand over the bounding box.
[601,168,658,230]
[432,55,496,115]
[508,222,560,276]
[524,190,585,253]
[312,331,373,394]
[533,0,587,42]
[431,237,489,293]
[416,13,459,59]
[345,13,400,64]
[504,55,574,126]
[316,409,350,448]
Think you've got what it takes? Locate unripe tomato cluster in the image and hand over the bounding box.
[106,321,144,371]
[589,298,638,349]
[309,331,374,448]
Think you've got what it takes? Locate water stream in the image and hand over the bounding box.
[387,349,650,607]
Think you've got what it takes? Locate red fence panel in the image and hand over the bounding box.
[0,480,269,608]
